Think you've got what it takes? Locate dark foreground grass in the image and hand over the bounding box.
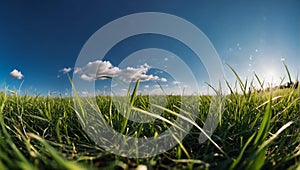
[0,83,299,170]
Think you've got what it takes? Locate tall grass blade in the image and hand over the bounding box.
[254,73,264,90]
[281,59,292,83]
[253,96,272,148]
[226,63,246,95]
[246,121,294,170]
[28,133,87,170]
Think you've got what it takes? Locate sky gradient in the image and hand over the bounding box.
[0,1,299,95]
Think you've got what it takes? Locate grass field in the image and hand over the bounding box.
[0,73,300,169]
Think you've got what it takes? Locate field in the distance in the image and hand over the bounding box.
[0,82,299,169]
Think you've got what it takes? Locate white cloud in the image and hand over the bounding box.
[160,78,167,82]
[74,67,82,74]
[10,69,24,79]
[86,60,120,78]
[118,64,162,82]
[172,81,181,85]
[61,67,72,74]
[80,74,95,81]
[75,60,167,83]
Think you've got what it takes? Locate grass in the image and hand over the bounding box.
[0,68,300,169]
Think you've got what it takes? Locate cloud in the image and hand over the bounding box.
[61,67,72,74]
[160,78,167,82]
[86,60,120,78]
[73,67,82,74]
[80,74,95,81]
[75,60,167,82]
[172,81,181,85]
[118,64,163,82]
[10,69,24,79]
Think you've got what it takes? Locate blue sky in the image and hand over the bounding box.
[0,1,299,95]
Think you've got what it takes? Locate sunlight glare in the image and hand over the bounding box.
[263,69,279,87]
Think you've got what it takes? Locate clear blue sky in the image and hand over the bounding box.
[0,0,299,95]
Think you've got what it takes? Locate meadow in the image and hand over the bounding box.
[0,71,299,170]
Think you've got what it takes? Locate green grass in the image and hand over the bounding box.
[0,72,300,169]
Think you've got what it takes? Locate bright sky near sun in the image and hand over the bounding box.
[0,1,299,95]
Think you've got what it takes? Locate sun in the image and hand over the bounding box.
[263,69,279,87]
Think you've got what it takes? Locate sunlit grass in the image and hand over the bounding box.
[0,65,299,169]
